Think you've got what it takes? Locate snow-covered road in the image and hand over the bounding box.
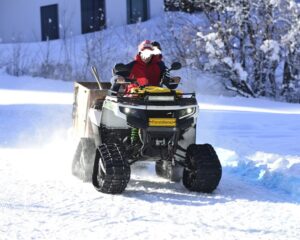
[0,74,299,240]
[0,147,299,240]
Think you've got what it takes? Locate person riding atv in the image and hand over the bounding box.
[111,40,180,93]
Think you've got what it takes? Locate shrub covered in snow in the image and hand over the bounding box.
[193,0,300,101]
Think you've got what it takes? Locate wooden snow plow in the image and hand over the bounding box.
[72,81,111,138]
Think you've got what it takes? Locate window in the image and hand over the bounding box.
[127,0,149,24]
[40,4,59,41]
[81,0,106,34]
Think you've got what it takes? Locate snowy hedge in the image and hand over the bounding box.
[165,0,300,102]
[166,0,300,102]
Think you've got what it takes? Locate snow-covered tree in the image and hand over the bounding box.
[193,0,300,101]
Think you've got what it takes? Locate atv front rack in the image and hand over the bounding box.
[114,91,197,106]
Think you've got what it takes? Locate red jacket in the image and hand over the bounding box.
[129,54,164,86]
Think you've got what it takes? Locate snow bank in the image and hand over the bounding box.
[219,148,300,198]
[0,68,73,93]
[0,12,209,82]
[196,95,300,198]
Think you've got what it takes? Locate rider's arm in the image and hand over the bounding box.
[111,61,136,91]
[113,61,135,78]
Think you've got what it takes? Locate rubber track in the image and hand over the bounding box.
[183,144,222,193]
[92,144,130,194]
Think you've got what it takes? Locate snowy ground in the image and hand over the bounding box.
[0,72,300,240]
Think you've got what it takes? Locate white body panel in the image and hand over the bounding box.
[89,96,199,127]
[88,108,102,126]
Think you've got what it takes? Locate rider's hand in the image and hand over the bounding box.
[115,76,126,84]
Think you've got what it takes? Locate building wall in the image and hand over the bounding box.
[0,0,164,43]
[150,0,164,18]
[106,0,127,27]
[0,0,81,43]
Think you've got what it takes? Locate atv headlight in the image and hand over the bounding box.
[178,107,195,119]
[120,107,131,114]
[119,106,139,115]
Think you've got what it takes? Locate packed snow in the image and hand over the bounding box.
[0,69,299,240]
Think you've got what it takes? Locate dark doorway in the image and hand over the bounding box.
[40,4,59,41]
[81,0,106,34]
[127,0,149,24]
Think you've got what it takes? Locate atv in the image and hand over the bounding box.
[72,63,222,194]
